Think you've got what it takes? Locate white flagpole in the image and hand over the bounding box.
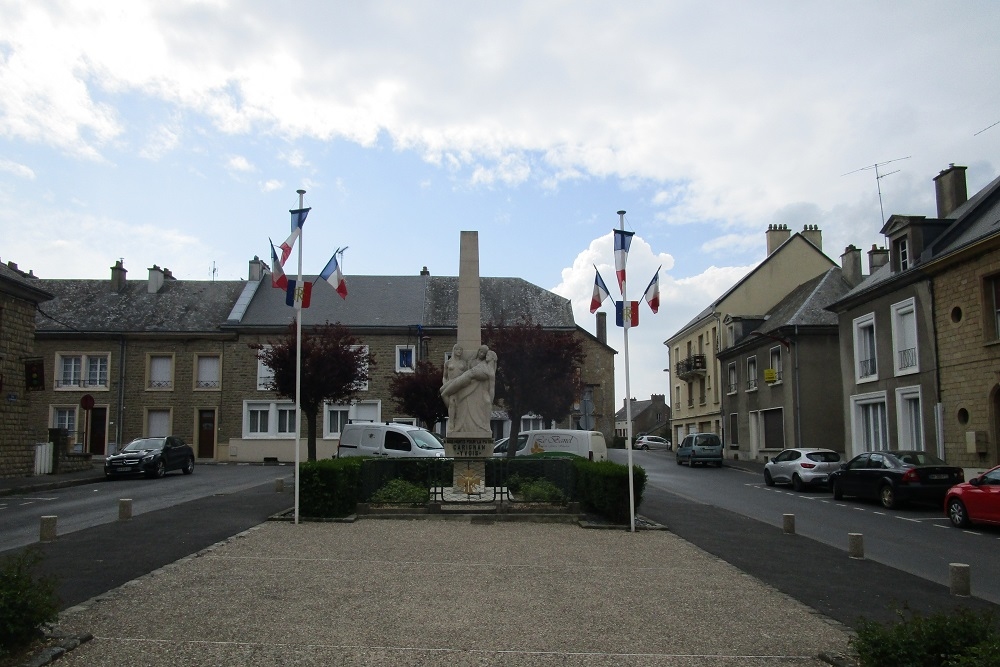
[294,189,305,525]
[619,210,636,533]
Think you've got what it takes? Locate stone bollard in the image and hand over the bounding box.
[783,514,795,535]
[275,478,284,493]
[848,532,864,559]
[119,498,133,521]
[950,563,971,597]
[40,515,57,542]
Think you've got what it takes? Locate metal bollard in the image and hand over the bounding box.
[950,563,971,597]
[275,478,284,493]
[40,515,57,542]
[119,498,133,521]
[848,532,864,559]
[783,513,795,534]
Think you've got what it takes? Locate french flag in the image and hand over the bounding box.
[643,269,660,314]
[613,229,634,290]
[269,239,288,289]
[279,207,310,265]
[590,268,611,313]
[616,301,639,328]
[320,250,348,299]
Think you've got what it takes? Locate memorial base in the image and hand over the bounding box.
[444,438,493,495]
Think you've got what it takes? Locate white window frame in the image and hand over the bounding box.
[322,400,382,438]
[243,400,297,438]
[256,345,274,390]
[727,362,737,395]
[745,356,757,392]
[146,353,174,391]
[895,385,923,450]
[393,417,417,425]
[194,353,222,390]
[853,313,878,384]
[768,346,782,384]
[52,406,78,433]
[849,391,889,457]
[890,298,919,376]
[395,345,416,373]
[55,352,111,390]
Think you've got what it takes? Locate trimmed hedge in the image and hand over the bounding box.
[851,607,1000,667]
[299,457,365,518]
[573,458,647,524]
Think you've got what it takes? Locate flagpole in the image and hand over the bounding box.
[619,210,636,533]
[294,189,305,525]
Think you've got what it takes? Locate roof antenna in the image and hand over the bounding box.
[842,156,911,225]
[974,119,999,136]
[210,261,217,282]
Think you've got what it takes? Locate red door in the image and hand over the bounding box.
[198,410,216,459]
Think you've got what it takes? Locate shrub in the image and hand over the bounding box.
[516,478,567,503]
[299,457,365,518]
[573,458,646,523]
[850,607,1000,667]
[0,548,59,657]
[370,479,430,505]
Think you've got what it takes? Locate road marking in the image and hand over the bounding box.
[21,497,57,501]
[872,511,886,516]
[893,516,921,523]
[963,530,981,536]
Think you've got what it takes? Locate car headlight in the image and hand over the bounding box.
[142,454,154,462]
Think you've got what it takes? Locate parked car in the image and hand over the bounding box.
[337,423,446,458]
[944,465,1000,528]
[830,450,964,509]
[635,435,671,451]
[764,448,842,491]
[675,433,723,467]
[105,436,194,479]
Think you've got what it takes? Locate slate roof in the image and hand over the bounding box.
[0,261,52,304]
[615,399,652,421]
[757,268,852,335]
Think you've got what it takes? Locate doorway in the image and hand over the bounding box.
[88,407,108,455]
[198,409,216,459]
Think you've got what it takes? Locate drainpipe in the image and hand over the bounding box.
[117,335,126,446]
[794,326,801,448]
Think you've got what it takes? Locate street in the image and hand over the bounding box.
[612,448,1000,606]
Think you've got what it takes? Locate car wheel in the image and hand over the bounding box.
[832,479,843,500]
[154,460,166,479]
[764,469,775,487]
[182,457,194,475]
[947,497,970,528]
[879,484,896,509]
[792,474,804,492]
[675,455,682,465]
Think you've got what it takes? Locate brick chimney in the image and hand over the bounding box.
[800,224,822,252]
[766,224,790,255]
[933,164,968,217]
[596,311,607,344]
[840,245,862,286]
[110,260,127,291]
[248,256,264,282]
[868,245,889,274]
[148,265,164,293]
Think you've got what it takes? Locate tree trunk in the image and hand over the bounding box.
[306,409,318,462]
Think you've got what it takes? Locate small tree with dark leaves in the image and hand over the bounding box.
[484,318,586,458]
[251,321,375,461]
[389,360,448,430]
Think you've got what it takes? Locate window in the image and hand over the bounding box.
[322,401,381,437]
[851,392,888,452]
[985,274,1000,341]
[890,299,918,375]
[56,353,111,389]
[53,407,77,434]
[195,354,221,390]
[147,354,174,390]
[244,401,297,438]
[895,237,909,271]
[256,345,274,390]
[395,345,415,373]
[768,346,782,384]
[727,363,737,395]
[853,313,877,382]
[353,345,370,390]
[746,357,757,391]
[326,406,350,436]
[521,415,544,431]
[729,413,738,446]
[698,378,706,405]
[896,386,923,449]
[146,409,170,437]
[686,381,693,407]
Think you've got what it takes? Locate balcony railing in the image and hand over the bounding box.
[675,354,707,380]
[858,357,877,378]
[746,378,758,391]
[898,347,917,370]
[196,379,221,389]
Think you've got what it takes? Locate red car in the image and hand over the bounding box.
[944,465,1000,528]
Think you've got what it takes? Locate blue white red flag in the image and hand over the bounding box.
[279,207,310,265]
[285,279,312,309]
[320,249,348,299]
[269,239,288,289]
[616,300,639,328]
[590,268,611,313]
[643,268,660,314]
[613,229,634,291]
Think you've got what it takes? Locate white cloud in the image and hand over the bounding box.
[0,159,35,179]
[227,155,254,173]
[260,179,284,193]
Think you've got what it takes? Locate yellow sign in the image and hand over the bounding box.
[764,368,777,383]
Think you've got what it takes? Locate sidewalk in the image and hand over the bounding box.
[0,464,106,497]
[50,519,853,667]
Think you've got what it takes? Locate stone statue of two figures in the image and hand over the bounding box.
[440,343,497,437]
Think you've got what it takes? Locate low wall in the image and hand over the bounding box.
[224,438,340,463]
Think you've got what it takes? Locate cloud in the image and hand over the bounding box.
[227,155,254,173]
[260,179,283,192]
[0,159,35,179]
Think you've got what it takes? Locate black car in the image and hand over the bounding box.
[105,436,195,479]
[830,450,964,509]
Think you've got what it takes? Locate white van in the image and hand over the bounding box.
[337,423,446,459]
[493,429,608,461]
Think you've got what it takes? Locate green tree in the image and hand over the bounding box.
[251,321,375,461]
[389,360,448,429]
[484,318,586,458]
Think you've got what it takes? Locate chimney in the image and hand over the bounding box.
[840,245,862,286]
[933,164,968,217]
[162,267,175,281]
[596,311,607,344]
[420,266,430,276]
[800,224,822,251]
[110,260,127,291]
[766,224,791,255]
[868,245,889,274]
[148,265,164,293]
[248,256,264,282]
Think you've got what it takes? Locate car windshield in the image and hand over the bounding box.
[411,430,444,450]
[890,451,946,466]
[807,452,841,463]
[123,438,165,452]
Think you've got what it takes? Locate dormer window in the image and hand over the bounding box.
[894,237,909,271]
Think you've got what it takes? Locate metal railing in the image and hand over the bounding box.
[898,347,917,370]
[858,357,877,378]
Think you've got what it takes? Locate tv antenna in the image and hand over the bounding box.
[842,156,911,225]
[210,261,217,282]
[974,119,999,136]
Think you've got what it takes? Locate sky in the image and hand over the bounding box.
[2,1,999,411]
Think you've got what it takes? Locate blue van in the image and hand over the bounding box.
[676,433,724,467]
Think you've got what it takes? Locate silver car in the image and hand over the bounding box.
[764,448,842,491]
